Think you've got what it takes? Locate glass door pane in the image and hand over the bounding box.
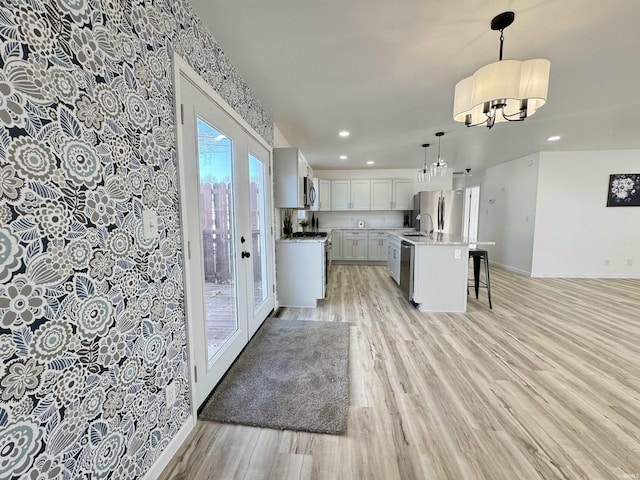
[249,154,268,309]
[197,118,238,362]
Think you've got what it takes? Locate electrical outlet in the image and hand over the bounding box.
[628,259,633,267]
[604,259,610,266]
[165,382,177,408]
[142,209,159,239]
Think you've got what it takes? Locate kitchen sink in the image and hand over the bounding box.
[403,232,430,237]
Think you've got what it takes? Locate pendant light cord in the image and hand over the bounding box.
[499,29,504,61]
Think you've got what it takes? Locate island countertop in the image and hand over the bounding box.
[388,231,495,247]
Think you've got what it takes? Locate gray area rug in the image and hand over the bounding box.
[199,318,349,434]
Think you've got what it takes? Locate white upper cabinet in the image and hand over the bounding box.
[331,180,371,210]
[327,178,412,211]
[370,179,393,210]
[391,179,414,211]
[350,180,371,210]
[330,180,350,211]
[312,178,331,211]
[273,147,305,208]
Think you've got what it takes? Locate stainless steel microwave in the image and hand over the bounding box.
[303,177,316,208]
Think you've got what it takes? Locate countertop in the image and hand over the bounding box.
[325,227,413,232]
[276,227,412,243]
[388,231,496,247]
[276,235,330,244]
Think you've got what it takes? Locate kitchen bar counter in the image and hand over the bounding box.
[388,231,495,313]
[388,231,496,246]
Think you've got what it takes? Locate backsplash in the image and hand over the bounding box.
[304,211,408,229]
[0,1,271,479]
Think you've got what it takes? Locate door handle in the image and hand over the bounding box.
[241,251,251,259]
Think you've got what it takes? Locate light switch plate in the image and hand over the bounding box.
[142,209,159,239]
[454,249,461,259]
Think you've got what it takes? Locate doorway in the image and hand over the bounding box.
[463,185,480,242]
[175,60,275,409]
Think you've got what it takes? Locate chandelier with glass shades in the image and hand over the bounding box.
[453,11,550,129]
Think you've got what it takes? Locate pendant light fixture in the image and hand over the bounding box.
[418,143,431,183]
[430,132,447,178]
[453,11,550,129]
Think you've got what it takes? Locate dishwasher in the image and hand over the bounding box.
[399,241,415,303]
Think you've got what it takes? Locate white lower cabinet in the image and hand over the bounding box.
[276,241,325,308]
[387,235,401,284]
[367,231,388,261]
[343,230,368,260]
[331,229,397,264]
[331,230,343,260]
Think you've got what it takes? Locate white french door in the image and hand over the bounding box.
[176,64,275,408]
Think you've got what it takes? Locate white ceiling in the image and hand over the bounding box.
[188,0,640,172]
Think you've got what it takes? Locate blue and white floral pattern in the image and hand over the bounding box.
[0,0,273,478]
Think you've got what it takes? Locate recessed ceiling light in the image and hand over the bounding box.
[547,135,561,142]
[339,155,348,160]
[338,130,350,138]
[366,161,375,165]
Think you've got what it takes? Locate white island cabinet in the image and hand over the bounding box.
[276,239,326,308]
[412,241,469,312]
[387,232,494,312]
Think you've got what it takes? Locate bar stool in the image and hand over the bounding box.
[468,249,492,309]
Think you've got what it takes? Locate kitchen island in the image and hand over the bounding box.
[388,231,494,313]
[275,235,330,308]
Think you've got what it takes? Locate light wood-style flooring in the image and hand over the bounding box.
[160,265,640,480]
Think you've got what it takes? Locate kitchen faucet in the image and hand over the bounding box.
[415,213,434,234]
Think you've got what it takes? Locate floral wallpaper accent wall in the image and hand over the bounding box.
[0,0,272,479]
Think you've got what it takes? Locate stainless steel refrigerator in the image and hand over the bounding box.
[411,190,465,235]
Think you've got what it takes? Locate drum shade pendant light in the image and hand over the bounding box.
[453,11,550,129]
[430,132,447,178]
[418,143,431,183]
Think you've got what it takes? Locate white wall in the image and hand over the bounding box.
[532,150,640,277]
[273,124,294,238]
[477,153,540,275]
[273,124,293,148]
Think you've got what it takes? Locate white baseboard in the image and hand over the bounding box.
[142,414,195,480]
[491,261,531,277]
[531,272,640,279]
